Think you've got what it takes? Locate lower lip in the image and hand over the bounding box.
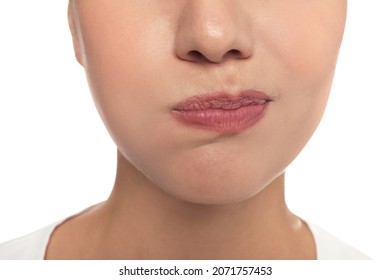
[171,102,269,134]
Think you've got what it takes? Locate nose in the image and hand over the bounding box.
[175,1,254,64]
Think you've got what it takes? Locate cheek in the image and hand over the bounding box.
[77,5,175,143]
[266,1,346,127]
[259,1,346,86]
[246,1,347,180]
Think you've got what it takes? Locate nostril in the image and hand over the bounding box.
[187,50,208,62]
[224,49,244,59]
[186,49,243,63]
[229,49,241,55]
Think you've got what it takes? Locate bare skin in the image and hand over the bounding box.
[44,0,346,259]
[46,152,315,259]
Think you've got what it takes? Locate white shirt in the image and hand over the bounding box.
[0,219,370,260]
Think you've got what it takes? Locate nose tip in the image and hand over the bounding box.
[175,3,253,64]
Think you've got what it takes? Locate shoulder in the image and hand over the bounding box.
[307,222,370,260]
[0,205,99,260]
[0,220,63,260]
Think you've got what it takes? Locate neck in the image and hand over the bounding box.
[92,150,314,259]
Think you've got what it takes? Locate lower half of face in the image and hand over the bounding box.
[72,0,347,204]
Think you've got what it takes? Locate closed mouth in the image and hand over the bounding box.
[171,90,271,134]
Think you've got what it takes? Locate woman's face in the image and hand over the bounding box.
[69,0,347,204]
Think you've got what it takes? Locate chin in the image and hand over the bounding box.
[145,147,284,205]
[157,170,277,206]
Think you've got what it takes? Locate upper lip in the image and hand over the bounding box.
[172,90,272,111]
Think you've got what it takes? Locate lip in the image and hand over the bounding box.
[171,90,272,134]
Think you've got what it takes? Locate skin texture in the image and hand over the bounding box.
[46,0,347,259]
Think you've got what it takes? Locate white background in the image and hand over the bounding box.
[0,1,389,260]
